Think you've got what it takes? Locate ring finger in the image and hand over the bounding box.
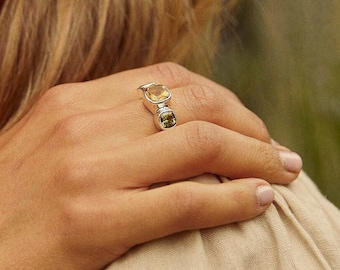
[60,83,271,149]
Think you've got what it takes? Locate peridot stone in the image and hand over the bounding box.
[159,111,176,129]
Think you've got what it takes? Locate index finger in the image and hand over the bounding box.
[83,62,242,107]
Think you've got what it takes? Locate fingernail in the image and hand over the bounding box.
[280,151,303,173]
[256,185,275,206]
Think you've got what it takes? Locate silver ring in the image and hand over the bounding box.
[138,82,177,130]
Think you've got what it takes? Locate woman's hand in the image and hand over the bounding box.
[0,63,302,269]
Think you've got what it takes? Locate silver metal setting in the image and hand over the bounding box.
[138,82,177,130]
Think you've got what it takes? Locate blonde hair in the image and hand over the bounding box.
[0,0,225,130]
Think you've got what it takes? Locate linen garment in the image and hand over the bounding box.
[107,172,340,270]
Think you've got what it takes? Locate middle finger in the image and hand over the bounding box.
[59,83,270,148]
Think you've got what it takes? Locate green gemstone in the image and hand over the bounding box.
[160,111,176,129]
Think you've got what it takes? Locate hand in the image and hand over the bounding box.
[0,63,302,269]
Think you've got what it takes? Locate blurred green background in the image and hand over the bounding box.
[214,0,340,208]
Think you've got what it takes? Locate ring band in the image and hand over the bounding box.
[138,82,177,130]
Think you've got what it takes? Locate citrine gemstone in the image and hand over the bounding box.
[159,110,176,129]
[145,85,170,102]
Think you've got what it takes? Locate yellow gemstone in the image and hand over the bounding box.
[145,85,170,102]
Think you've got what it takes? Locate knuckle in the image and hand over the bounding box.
[56,153,90,184]
[229,191,260,220]
[184,84,224,116]
[227,90,242,103]
[257,144,282,177]
[183,122,223,160]
[255,117,271,142]
[150,62,192,86]
[52,115,87,145]
[167,183,203,229]
[230,186,251,207]
[39,83,77,110]
[59,198,88,238]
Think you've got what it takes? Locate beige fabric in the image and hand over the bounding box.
[107,172,340,269]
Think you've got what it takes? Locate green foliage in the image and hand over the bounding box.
[215,0,340,207]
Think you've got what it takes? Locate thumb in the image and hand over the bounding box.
[119,178,274,247]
